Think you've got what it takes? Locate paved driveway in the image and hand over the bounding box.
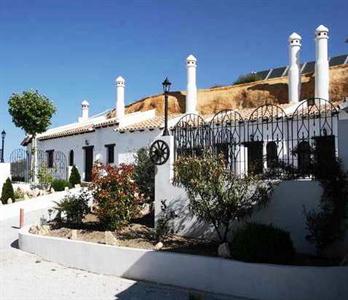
[0,206,247,300]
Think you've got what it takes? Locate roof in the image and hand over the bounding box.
[117,114,182,133]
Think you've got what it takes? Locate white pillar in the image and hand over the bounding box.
[186,55,197,114]
[315,25,329,100]
[288,32,302,103]
[79,100,89,122]
[116,76,125,122]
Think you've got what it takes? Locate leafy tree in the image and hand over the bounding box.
[133,148,155,203]
[8,90,56,181]
[1,178,15,204]
[174,152,273,243]
[69,165,81,187]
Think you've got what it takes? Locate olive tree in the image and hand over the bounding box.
[174,152,274,243]
[8,90,56,182]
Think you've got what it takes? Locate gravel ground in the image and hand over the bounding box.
[0,207,249,300]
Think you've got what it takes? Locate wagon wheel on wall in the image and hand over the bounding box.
[149,140,170,165]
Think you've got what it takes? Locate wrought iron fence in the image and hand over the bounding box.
[10,148,68,182]
[173,98,339,179]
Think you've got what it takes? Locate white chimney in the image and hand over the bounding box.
[79,100,89,122]
[288,32,302,103]
[315,25,329,100]
[115,76,125,122]
[186,54,197,114]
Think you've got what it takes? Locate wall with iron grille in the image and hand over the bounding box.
[173,99,340,179]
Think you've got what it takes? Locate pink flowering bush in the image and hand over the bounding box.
[91,163,144,230]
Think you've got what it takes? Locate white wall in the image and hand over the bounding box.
[36,127,161,180]
[338,112,348,170]
[19,227,348,300]
[0,163,11,197]
[156,176,324,254]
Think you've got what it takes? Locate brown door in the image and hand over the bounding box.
[83,146,94,181]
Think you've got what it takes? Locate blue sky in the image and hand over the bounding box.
[0,0,347,160]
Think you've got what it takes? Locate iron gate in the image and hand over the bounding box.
[10,148,30,182]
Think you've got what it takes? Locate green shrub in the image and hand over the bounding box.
[54,191,90,226]
[231,223,295,264]
[37,164,53,188]
[14,188,24,200]
[155,200,177,242]
[233,73,262,85]
[69,165,81,187]
[1,178,15,204]
[133,148,155,203]
[51,179,69,191]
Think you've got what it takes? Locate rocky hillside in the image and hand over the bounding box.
[108,64,348,118]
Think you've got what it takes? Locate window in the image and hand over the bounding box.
[314,135,336,178]
[105,144,115,164]
[46,150,54,168]
[297,141,311,176]
[266,142,278,169]
[69,150,74,166]
[246,141,263,175]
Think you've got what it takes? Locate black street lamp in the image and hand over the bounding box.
[162,77,171,136]
[1,130,6,163]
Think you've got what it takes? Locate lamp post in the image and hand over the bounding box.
[162,77,171,136]
[1,130,6,163]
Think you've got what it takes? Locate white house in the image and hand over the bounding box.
[19,25,348,183]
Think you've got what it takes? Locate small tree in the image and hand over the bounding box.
[8,90,56,182]
[91,163,144,230]
[69,165,81,187]
[133,148,155,203]
[1,178,15,204]
[174,152,273,243]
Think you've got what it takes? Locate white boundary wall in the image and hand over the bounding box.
[18,226,348,300]
[0,189,75,220]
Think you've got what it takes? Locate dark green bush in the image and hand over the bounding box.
[54,191,90,226]
[133,148,155,203]
[1,178,15,204]
[69,165,81,187]
[231,223,295,264]
[233,73,262,85]
[51,179,69,191]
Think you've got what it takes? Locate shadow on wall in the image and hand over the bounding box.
[167,195,216,240]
